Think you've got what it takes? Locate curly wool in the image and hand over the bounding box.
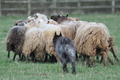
[6,25,26,58]
[22,27,46,60]
[74,22,110,56]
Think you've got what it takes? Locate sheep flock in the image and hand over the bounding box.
[6,13,120,74]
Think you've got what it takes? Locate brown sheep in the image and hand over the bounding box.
[74,22,115,67]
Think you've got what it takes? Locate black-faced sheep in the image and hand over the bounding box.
[51,14,62,21]
[53,32,76,74]
[14,20,26,26]
[51,14,79,23]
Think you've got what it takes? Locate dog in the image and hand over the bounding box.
[53,32,76,74]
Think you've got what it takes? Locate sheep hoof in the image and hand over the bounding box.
[111,62,114,65]
[116,58,120,62]
[104,66,107,68]
[25,61,28,63]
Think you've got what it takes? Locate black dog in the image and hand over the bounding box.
[53,32,76,74]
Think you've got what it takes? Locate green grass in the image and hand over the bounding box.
[0,14,120,80]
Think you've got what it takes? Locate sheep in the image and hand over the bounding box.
[51,14,79,23]
[51,14,62,21]
[74,22,115,67]
[6,21,26,61]
[18,16,47,62]
[97,37,120,62]
[108,37,120,62]
[14,20,26,26]
[33,13,48,24]
[25,18,41,29]
[22,27,46,62]
[6,13,47,61]
[43,24,62,62]
[22,17,62,62]
[53,32,76,74]
[49,16,80,40]
[25,14,49,29]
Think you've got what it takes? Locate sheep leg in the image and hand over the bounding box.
[19,54,25,61]
[107,55,114,65]
[84,55,90,66]
[100,56,103,63]
[53,53,60,62]
[8,51,10,58]
[79,54,82,59]
[30,52,36,62]
[102,51,107,67]
[25,57,28,63]
[110,47,120,62]
[50,55,57,62]
[44,53,48,62]
[96,56,99,60]
[13,53,17,61]
[25,55,29,63]
[18,54,21,59]
[83,55,86,61]
[71,62,76,74]
[89,54,95,67]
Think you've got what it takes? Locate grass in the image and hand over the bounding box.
[0,14,120,80]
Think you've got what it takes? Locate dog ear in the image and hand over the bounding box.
[54,32,57,37]
[59,32,62,36]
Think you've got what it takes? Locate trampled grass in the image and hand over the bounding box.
[0,14,120,80]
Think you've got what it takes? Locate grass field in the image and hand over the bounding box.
[0,14,120,80]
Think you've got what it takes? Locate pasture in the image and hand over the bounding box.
[0,14,120,80]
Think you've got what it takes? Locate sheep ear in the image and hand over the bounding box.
[66,14,68,17]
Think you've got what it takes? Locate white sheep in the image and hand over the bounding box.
[22,27,46,62]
